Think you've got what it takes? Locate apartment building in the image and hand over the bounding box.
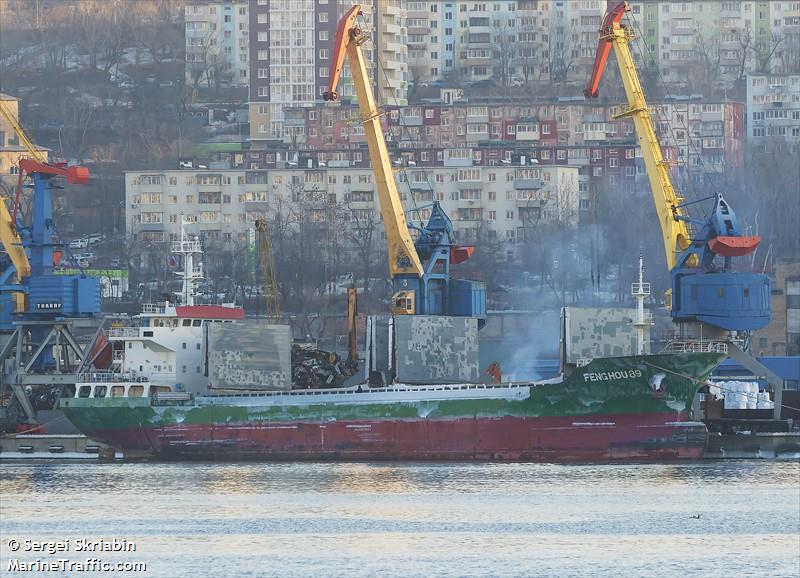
[185,0,250,87]
[745,74,800,148]
[266,97,744,188]
[517,0,552,83]
[629,1,800,84]
[248,0,407,144]
[407,1,456,83]
[408,1,799,88]
[0,93,48,182]
[753,259,800,356]
[125,163,578,259]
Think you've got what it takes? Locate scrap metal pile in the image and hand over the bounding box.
[291,343,358,389]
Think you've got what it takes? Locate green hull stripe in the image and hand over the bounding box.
[62,354,722,431]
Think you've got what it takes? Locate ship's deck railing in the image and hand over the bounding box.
[107,327,142,339]
[141,302,167,314]
[172,240,201,253]
[201,381,533,400]
[662,340,729,354]
[77,372,150,383]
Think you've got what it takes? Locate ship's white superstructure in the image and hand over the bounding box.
[77,225,245,398]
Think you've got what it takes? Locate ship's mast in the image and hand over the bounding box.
[172,216,203,306]
[631,254,652,355]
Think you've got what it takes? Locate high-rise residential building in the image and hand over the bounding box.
[124,163,579,257]
[376,0,409,104]
[406,1,452,85]
[548,0,605,82]
[516,0,552,83]
[745,74,800,147]
[629,1,800,85]
[248,0,407,144]
[185,0,250,88]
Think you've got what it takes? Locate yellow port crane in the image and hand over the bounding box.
[0,98,40,312]
[323,5,485,321]
[0,99,47,164]
[255,218,280,322]
[584,2,691,270]
[323,4,424,286]
[584,0,770,332]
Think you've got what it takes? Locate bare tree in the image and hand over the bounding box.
[492,18,518,87]
[548,31,575,84]
[407,62,429,103]
[345,197,380,305]
[135,0,184,66]
[692,31,722,95]
[780,30,800,74]
[753,31,783,74]
[736,24,753,82]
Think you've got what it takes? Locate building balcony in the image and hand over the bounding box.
[383,21,403,35]
[137,223,164,232]
[399,115,423,127]
[582,130,607,141]
[584,113,606,123]
[198,183,222,192]
[700,111,724,121]
[514,178,542,190]
[351,182,375,193]
[443,154,473,167]
[411,191,433,202]
[408,25,430,34]
[382,77,404,89]
[410,180,433,191]
[516,130,540,141]
[382,40,405,53]
[466,113,489,123]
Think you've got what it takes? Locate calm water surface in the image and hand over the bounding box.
[1,461,798,577]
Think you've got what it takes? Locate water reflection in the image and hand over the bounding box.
[1,462,798,578]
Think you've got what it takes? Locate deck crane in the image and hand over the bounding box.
[255,219,280,322]
[584,0,770,332]
[324,5,485,320]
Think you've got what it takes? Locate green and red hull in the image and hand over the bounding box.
[61,353,724,461]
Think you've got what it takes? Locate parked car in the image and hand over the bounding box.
[69,238,88,249]
[73,252,96,262]
[86,233,103,245]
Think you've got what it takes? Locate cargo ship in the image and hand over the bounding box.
[59,225,725,461]
[62,323,723,461]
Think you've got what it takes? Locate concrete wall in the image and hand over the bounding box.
[207,321,291,390]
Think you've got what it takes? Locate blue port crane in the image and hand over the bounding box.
[584,1,770,331]
[1,157,101,333]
